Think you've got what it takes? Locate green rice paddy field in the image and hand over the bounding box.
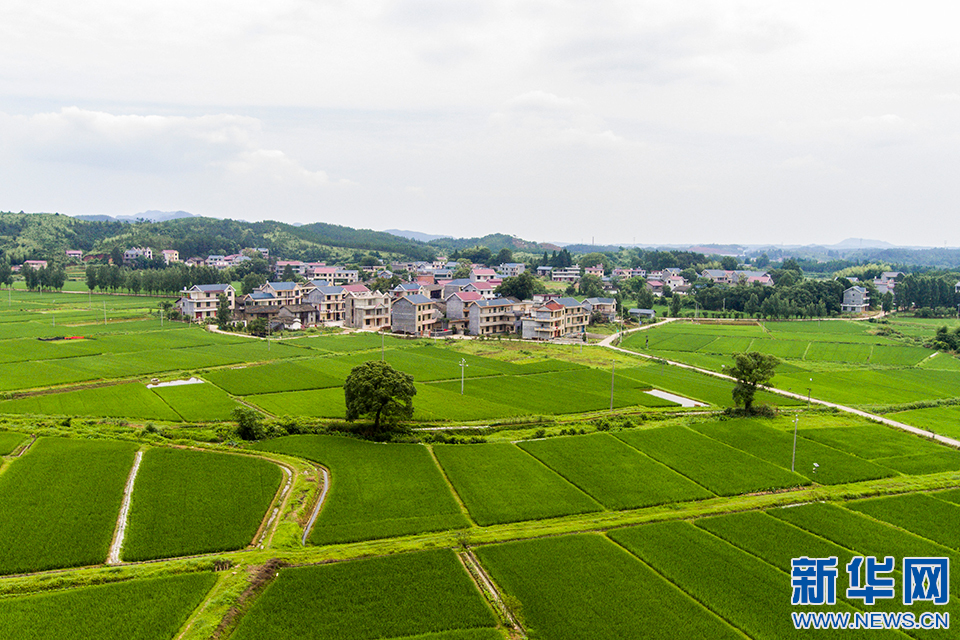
[0,573,218,640]
[122,448,284,561]
[0,437,137,575]
[232,550,498,640]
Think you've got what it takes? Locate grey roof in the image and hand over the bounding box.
[472,298,513,308]
[313,285,344,294]
[445,278,472,286]
[585,297,616,305]
[248,291,275,300]
[397,294,433,304]
[394,283,422,290]
[193,284,232,292]
[556,297,585,308]
[268,281,299,290]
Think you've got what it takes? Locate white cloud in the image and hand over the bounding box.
[489,91,625,149]
[0,107,343,186]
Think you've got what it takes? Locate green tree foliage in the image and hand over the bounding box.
[670,294,682,317]
[495,247,514,265]
[248,316,268,337]
[85,264,98,292]
[241,273,267,295]
[495,271,546,300]
[216,293,232,329]
[728,352,780,414]
[578,274,605,299]
[452,259,472,279]
[0,260,11,287]
[21,264,38,290]
[720,256,739,271]
[932,326,960,352]
[232,407,265,440]
[344,361,416,436]
[281,264,297,282]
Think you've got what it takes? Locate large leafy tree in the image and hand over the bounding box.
[495,271,545,300]
[344,361,416,435]
[728,351,780,413]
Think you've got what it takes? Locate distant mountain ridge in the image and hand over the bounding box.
[74,210,200,224]
[383,229,452,242]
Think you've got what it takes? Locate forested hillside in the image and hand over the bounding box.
[0,212,436,263]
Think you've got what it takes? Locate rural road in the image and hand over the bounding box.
[602,328,960,450]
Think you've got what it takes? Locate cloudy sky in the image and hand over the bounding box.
[2,1,958,246]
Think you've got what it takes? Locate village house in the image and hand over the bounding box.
[391,283,424,298]
[123,247,152,265]
[161,249,180,265]
[273,260,309,278]
[304,283,346,324]
[445,291,484,320]
[276,304,319,329]
[65,250,83,261]
[841,286,870,314]
[258,281,307,306]
[583,297,617,322]
[584,264,605,277]
[467,298,515,335]
[497,263,526,278]
[310,265,359,284]
[551,266,581,283]
[343,284,391,330]
[176,284,235,322]
[536,265,553,278]
[470,268,498,282]
[391,294,437,336]
[556,297,589,335]
[22,260,48,270]
[441,278,474,299]
[521,301,565,340]
[701,269,773,286]
[464,281,498,299]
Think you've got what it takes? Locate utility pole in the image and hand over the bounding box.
[381,330,385,361]
[103,301,107,325]
[459,358,468,395]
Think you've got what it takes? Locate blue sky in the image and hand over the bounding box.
[2,1,958,246]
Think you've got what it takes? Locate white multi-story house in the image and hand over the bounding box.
[304,283,346,323]
[497,263,526,278]
[123,247,153,265]
[176,284,235,322]
[552,266,581,283]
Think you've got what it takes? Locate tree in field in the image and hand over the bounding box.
[21,264,38,290]
[670,293,682,317]
[216,293,232,329]
[728,351,780,414]
[344,361,416,436]
[248,316,268,337]
[495,271,545,300]
[0,260,11,289]
[232,407,265,440]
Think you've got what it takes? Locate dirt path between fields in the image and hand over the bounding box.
[301,466,330,546]
[107,449,144,565]
[459,550,526,638]
[601,340,960,450]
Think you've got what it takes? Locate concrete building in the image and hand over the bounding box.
[467,298,515,336]
[841,286,870,313]
[391,294,437,335]
[343,285,391,330]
